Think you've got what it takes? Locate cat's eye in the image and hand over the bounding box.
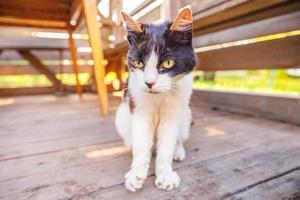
[132,60,144,68]
[161,59,175,69]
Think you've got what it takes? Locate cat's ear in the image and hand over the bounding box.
[170,6,192,31]
[121,11,143,33]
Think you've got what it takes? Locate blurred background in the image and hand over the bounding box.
[0,0,299,99]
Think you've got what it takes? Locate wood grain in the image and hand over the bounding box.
[0,94,299,199]
[197,35,300,70]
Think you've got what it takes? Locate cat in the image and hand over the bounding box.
[115,7,196,192]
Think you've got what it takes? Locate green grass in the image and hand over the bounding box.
[193,70,300,95]
[0,73,90,88]
[1,70,299,96]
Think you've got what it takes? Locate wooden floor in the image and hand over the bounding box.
[0,94,299,200]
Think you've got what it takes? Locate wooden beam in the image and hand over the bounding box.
[0,47,69,51]
[0,65,92,75]
[0,7,69,21]
[197,35,300,71]
[195,0,300,36]
[70,0,81,20]
[194,11,300,48]
[0,0,70,11]
[17,50,63,90]
[103,41,128,59]
[115,56,126,90]
[0,17,66,29]
[68,28,83,97]
[82,0,109,116]
[0,86,55,96]
[72,9,84,31]
[193,89,300,125]
[0,85,92,96]
[161,0,181,21]
[192,0,285,31]
[137,5,161,23]
[129,0,153,16]
[188,0,300,36]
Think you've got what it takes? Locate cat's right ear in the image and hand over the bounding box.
[170,6,192,31]
[121,12,143,33]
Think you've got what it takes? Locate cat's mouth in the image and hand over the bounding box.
[148,91,159,94]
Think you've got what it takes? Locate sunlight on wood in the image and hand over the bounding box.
[85,146,129,158]
[205,127,227,137]
[0,98,15,106]
[196,30,300,53]
[112,91,123,97]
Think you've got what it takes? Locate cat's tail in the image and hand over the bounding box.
[115,102,132,148]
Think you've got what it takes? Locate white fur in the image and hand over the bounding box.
[144,51,158,83]
[115,52,193,192]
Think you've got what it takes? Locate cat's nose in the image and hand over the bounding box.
[145,81,156,89]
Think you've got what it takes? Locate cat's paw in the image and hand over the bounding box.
[124,168,147,192]
[155,171,180,191]
[173,145,186,162]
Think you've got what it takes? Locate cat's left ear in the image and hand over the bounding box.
[121,11,143,33]
[170,6,192,31]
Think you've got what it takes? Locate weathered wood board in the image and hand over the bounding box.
[0,94,299,200]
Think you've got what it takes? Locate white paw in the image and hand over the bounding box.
[173,145,186,162]
[155,171,180,191]
[124,169,147,192]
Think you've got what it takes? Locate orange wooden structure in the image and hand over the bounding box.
[0,0,109,115]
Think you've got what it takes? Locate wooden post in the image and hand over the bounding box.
[17,50,63,91]
[59,49,65,93]
[68,28,83,97]
[115,56,125,90]
[82,0,108,116]
[161,0,181,21]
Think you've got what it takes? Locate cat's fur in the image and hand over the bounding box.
[115,7,196,192]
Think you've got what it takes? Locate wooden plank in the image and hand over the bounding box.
[88,140,300,200]
[129,0,154,16]
[0,0,70,11]
[0,47,69,51]
[193,89,300,125]
[82,0,109,116]
[184,0,299,36]
[68,28,83,97]
[0,48,91,61]
[69,0,81,20]
[0,7,69,21]
[137,5,161,23]
[0,95,118,148]
[191,0,286,34]
[17,50,63,90]
[103,41,128,59]
[0,17,66,29]
[0,85,92,96]
[161,0,181,21]
[115,56,126,90]
[0,86,55,96]
[194,0,300,36]
[2,110,299,199]
[227,170,300,200]
[71,9,84,31]
[194,10,300,48]
[197,35,300,71]
[0,65,92,75]
[0,95,299,199]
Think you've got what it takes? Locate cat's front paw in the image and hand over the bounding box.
[125,168,147,192]
[155,171,180,191]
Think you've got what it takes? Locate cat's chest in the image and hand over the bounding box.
[135,92,183,113]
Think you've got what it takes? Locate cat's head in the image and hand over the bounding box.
[121,7,196,94]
